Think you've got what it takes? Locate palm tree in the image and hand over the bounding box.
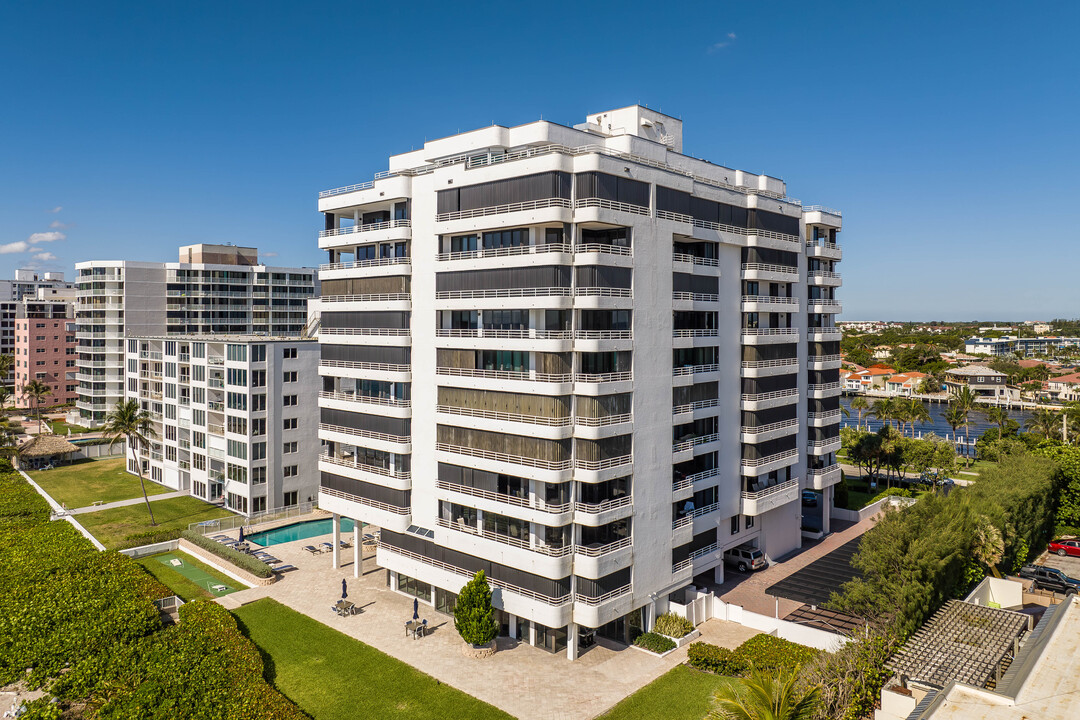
[849,395,869,430]
[101,399,159,526]
[0,353,12,390]
[943,403,972,466]
[1025,409,1060,441]
[21,379,52,434]
[869,398,895,430]
[0,384,11,411]
[707,666,819,720]
[905,397,931,437]
[981,406,1010,437]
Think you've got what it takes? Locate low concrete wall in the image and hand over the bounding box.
[712,597,851,652]
[177,538,274,588]
[73,442,125,460]
[120,539,181,559]
[965,576,1024,609]
[831,494,916,523]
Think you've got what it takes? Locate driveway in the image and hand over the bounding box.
[1040,552,1080,578]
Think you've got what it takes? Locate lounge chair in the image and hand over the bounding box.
[302,545,321,555]
[273,564,297,573]
[319,542,335,552]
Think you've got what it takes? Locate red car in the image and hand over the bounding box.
[1048,538,1080,557]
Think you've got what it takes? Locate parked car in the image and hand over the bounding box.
[723,544,767,573]
[1048,538,1080,557]
[1017,564,1080,595]
[801,490,819,507]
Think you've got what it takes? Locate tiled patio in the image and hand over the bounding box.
[215,527,759,720]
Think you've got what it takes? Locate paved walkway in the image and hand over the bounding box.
[67,490,188,515]
[214,530,760,720]
[701,516,877,618]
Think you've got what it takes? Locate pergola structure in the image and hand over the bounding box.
[888,599,1032,690]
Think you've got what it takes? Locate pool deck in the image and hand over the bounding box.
[216,525,760,720]
[246,516,358,547]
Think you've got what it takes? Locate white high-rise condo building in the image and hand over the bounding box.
[123,336,320,516]
[316,106,843,659]
[74,244,317,427]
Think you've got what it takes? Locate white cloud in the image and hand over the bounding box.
[707,32,738,53]
[28,231,65,244]
[49,220,69,229]
[262,251,279,258]
[48,206,62,213]
[33,252,57,262]
[0,241,30,254]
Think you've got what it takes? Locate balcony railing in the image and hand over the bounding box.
[574,496,632,514]
[320,328,410,338]
[436,404,571,427]
[436,443,572,471]
[741,419,799,436]
[673,363,719,376]
[321,486,410,515]
[808,410,842,423]
[741,449,799,468]
[436,480,571,513]
[672,398,719,415]
[435,366,571,383]
[673,291,719,303]
[319,219,411,239]
[436,197,571,222]
[574,243,633,256]
[742,328,800,337]
[803,205,842,216]
[673,329,718,338]
[574,330,632,341]
[672,252,719,267]
[437,243,569,262]
[808,463,841,477]
[436,328,570,340]
[436,287,570,300]
[319,390,411,408]
[319,452,410,480]
[672,558,693,574]
[575,371,632,383]
[437,517,571,557]
[741,358,798,370]
[808,437,841,450]
[576,536,632,557]
[741,262,799,276]
[319,422,411,445]
[741,388,798,402]
[574,197,650,216]
[322,293,411,303]
[808,354,842,365]
[575,455,633,472]
[575,412,632,427]
[672,433,720,454]
[576,287,632,298]
[741,478,799,501]
[319,257,411,272]
[809,382,842,393]
[575,583,632,606]
[319,359,411,374]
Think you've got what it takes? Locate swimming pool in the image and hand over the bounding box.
[247,517,356,547]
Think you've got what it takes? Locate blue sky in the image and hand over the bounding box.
[1,1,1077,320]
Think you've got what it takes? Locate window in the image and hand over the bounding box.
[193,454,206,470]
[227,464,248,484]
[193,431,206,449]
[227,344,247,362]
[283,395,297,407]
[227,368,248,386]
[252,370,266,387]
[745,515,754,529]
[730,516,740,535]
[251,344,266,362]
[227,439,247,460]
[282,370,297,383]
[227,392,247,411]
[284,466,298,478]
[252,441,266,460]
[193,365,205,382]
[283,490,298,507]
[252,418,266,436]
[252,496,267,513]
[252,466,267,485]
[252,394,267,411]
[282,418,297,431]
[283,441,298,454]
[283,347,297,359]
[227,416,248,435]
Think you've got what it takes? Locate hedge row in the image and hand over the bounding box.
[181,530,273,578]
[633,632,676,654]
[688,635,820,676]
[0,467,306,719]
[123,527,185,548]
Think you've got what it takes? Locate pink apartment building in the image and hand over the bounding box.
[14,292,78,409]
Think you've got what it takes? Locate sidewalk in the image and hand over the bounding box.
[67,490,188,515]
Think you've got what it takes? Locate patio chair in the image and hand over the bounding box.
[273,564,297,573]
[302,545,321,555]
[319,542,335,552]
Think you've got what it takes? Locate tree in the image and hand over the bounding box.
[980,406,1010,440]
[21,379,53,434]
[0,353,12,389]
[945,389,977,465]
[708,666,819,720]
[1025,409,1061,442]
[454,570,498,646]
[849,395,869,431]
[101,399,159,526]
[868,398,895,430]
[0,384,11,411]
[906,398,931,437]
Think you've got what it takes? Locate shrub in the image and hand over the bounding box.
[835,473,849,508]
[181,530,273,578]
[799,629,901,720]
[869,487,914,505]
[736,634,820,672]
[633,632,676,654]
[687,642,747,675]
[454,570,498,645]
[652,612,694,638]
[123,528,183,547]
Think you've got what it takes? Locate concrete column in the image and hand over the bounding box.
[353,519,361,578]
[332,513,340,569]
[509,614,517,640]
[713,564,724,585]
[566,623,578,660]
[822,486,833,535]
[529,623,537,647]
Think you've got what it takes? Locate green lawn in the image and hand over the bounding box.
[49,420,95,435]
[231,599,512,720]
[31,457,170,508]
[135,552,240,602]
[79,495,231,550]
[596,664,731,720]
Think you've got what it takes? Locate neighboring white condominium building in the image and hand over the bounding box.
[315,105,843,659]
[74,244,317,427]
[124,335,320,516]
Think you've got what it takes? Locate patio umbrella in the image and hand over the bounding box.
[238,526,245,543]
[342,578,348,600]
[413,597,419,620]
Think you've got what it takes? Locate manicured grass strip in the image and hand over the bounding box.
[78,496,231,550]
[596,664,732,720]
[134,552,239,602]
[232,598,513,720]
[49,420,95,434]
[31,457,169,508]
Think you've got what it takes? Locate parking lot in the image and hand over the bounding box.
[1040,551,1080,578]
